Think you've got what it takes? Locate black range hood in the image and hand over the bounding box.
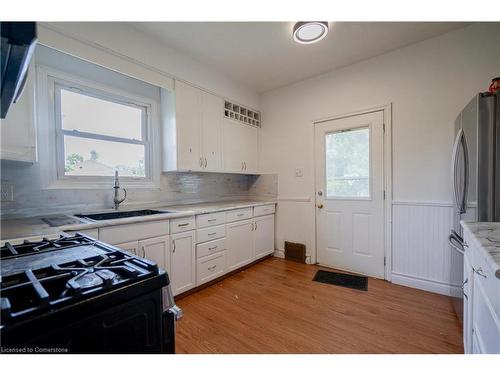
[1,22,37,119]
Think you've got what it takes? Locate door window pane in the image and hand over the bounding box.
[326,127,370,198]
[64,136,146,177]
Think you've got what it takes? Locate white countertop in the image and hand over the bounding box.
[0,200,276,243]
[461,221,500,279]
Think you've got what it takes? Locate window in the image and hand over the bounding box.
[325,127,370,198]
[57,86,147,178]
[37,60,160,190]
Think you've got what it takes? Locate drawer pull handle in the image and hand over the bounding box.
[208,232,217,236]
[208,246,218,251]
[208,265,217,271]
[208,219,217,222]
[237,213,244,217]
[474,267,487,278]
[178,223,189,227]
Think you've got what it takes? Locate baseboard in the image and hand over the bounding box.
[391,272,461,297]
[273,249,285,259]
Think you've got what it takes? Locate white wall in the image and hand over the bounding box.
[39,22,260,109]
[260,23,500,293]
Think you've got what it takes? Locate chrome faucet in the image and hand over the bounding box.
[113,170,127,210]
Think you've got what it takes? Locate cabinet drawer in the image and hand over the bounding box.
[197,251,227,285]
[470,245,500,318]
[196,211,226,228]
[197,237,226,259]
[99,220,169,245]
[170,216,196,234]
[197,224,226,243]
[225,208,252,223]
[253,204,275,217]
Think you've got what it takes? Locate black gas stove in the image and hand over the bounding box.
[0,233,178,353]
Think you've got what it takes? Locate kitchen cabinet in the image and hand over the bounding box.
[170,230,196,295]
[253,214,275,259]
[138,235,171,274]
[163,81,223,172]
[462,227,500,354]
[115,240,140,256]
[222,119,258,174]
[463,252,474,354]
[0,65,36,163]
[226,219,254,272]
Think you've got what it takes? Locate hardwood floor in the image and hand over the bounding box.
[175,258,463,353]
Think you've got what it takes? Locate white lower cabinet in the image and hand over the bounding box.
[462,227,500,354]
[253,214,275,259]
[170,231,196,295]
[463,252,474,354]
[226,219,254,272]
[138,235,171,275]
[197,251,227,285]
[115,240,140,256]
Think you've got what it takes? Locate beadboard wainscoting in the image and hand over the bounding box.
[391,201,473,296]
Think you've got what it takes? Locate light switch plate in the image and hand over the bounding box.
[295,168,303,177]
[1,181,14,202]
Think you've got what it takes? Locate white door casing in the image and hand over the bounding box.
[314,110,385,278]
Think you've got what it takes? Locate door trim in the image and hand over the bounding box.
[312,103,393,281]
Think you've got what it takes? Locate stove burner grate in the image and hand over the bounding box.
[0,249,159,325]
[0,234,97,260]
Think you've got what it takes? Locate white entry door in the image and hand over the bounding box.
[314,111,385,278]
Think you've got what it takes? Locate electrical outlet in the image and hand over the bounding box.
[1,181,14,202]
[295,168,303,177]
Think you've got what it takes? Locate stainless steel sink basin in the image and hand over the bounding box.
[76,209,170,221]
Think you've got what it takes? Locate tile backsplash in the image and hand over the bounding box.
[0,161,277,217]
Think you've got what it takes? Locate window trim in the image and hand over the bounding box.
[37,64,161,190]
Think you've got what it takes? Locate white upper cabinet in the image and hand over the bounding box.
[163,81,223,172]
[201,91,223,171]
[0,66,36,163]
[222,120,259,174]
[173,81,203,171]
[163,80,259,174]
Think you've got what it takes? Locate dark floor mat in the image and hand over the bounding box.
[312,270,368,291]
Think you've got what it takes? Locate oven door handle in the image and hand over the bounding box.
[448,230,465,256]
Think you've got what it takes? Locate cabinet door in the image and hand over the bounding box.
[254,214,275,259]
[222,120,246,173]
[1,65,36,162]
[201,91,223,171]
[463,253,474,354]
[170,231,196,295]
[115,240,139,256]
[139,235,170,274]
[241,124,259,174]
[175,81,202,171]
[226,219,254,272]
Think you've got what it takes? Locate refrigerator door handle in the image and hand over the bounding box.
[451,129,468,214]
[448,230,465,256]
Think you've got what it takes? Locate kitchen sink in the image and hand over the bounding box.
[76,209,170,221]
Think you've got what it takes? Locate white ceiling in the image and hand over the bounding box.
[130,22,470,93]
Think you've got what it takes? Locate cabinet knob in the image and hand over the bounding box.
[317,204,324,209]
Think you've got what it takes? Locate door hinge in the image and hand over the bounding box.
[384,256,386,266]
[383,123,386,132]
[383,190,386,200]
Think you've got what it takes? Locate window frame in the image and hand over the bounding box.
[37,64,161,190]
[324,125,372,201]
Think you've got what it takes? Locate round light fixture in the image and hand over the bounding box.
[293,22,329,44]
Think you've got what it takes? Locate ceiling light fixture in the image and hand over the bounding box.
[293,22,329,44]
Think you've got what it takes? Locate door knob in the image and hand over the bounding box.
[317,204,324,209]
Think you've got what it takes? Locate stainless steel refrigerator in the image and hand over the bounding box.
[448,91,500,321]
